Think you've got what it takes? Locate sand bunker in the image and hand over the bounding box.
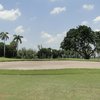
[0,61,100,70]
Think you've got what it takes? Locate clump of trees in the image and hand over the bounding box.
[0,32,23,58]
[37,47,81,59]
[37,25,100,59]
[0,42,17,58]
[0,32,37,59]
[61,25,100,59]
[17,48,37,59]
[0,25,100,59]
[37,48,52,59]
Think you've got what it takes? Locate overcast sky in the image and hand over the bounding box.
[0,0,100,50]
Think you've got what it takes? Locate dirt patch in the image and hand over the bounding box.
[0,61,100,70]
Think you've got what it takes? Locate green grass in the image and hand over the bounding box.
[0,57,25,62]
[0,69,100,75]
[0,69,100,100]
[0,57,100,62]
[0,57,34,62]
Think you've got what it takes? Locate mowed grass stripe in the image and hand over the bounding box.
[0,57,100,62]
[0,69,100,75]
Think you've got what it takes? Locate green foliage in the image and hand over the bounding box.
[61,25,100,59]
[0,42,4,57]
[95,32,100,55]
[0,32,9,41]
[61,50,80,58]
[37,48,52,59]
[0,42,17,58]
[0,25,100,59]
[13,34,23,56]
[52,49,60,58]
[17,48,37,59]
[0,32,9,57]
[5,45,17,58]
[0,32,24,58]
[37,47,81,59]
[37,48,64,59]
[13,34,23,44]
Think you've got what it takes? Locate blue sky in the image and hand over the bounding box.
[0,0,100,50]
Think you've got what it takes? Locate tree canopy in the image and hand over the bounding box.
[13,34,23,55]
[61,25,100,59]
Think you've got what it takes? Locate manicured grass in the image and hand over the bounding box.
[0,57,100,62]
[0,57,34,62]
[0,57,25,62]
[0,69,100,100]
[0,69,100,75]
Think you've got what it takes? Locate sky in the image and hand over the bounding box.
[0,0,100,50]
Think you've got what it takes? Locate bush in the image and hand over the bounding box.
[17,48,37,59]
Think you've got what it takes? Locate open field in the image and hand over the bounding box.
[0,69,100,100]
[0,58,100,99]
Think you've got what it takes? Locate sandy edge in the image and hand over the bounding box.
[0,61,100,70]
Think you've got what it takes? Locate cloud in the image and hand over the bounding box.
[0,4,21,21]
[0,4,4,10]
[14,26,27,42]
[41,32,54,43]
[8,34,13,39]
[49,0,57,2]
[50,7,66,15]
[15,25,25,34]
[94,29,100,32]
[83,4,94,11]
[49,0,62,2]
[22,38,27,42]
[93,16,100,22]
[41,31,66,44]
[81,21,89,25]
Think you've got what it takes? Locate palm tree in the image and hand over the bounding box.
[13,34,23,55]
[0,32,9,57]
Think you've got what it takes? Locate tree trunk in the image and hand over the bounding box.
[83,54,91,59]
[4,39,5,57]
[17,42,19,56]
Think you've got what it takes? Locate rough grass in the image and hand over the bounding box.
[0,57,25,62]
[0,57,100,62]
[0,69,100,100]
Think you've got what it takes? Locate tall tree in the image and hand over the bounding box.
[9,40,17,57]
[61,25,99,59]
[13,34,23,55]
[0,32,9,57]
[0,42,4,57]
[95,31,100,57]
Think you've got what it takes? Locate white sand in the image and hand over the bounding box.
[0,61,100,70]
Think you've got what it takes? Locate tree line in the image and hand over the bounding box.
[0,25,100,59]
[38,25,100,59]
